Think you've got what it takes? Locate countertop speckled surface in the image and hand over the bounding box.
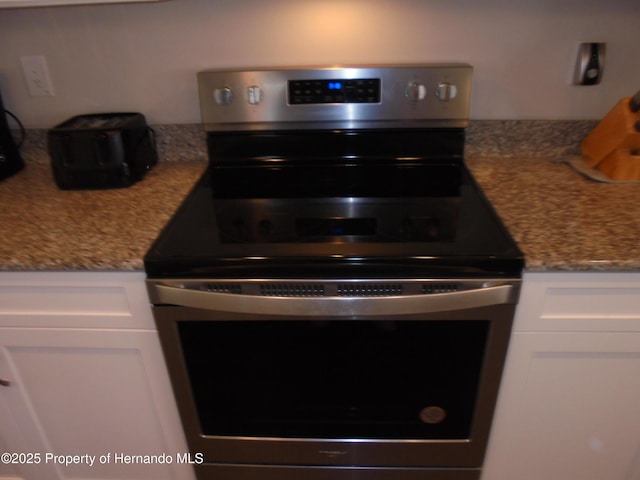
[0,160,207,271]
[466,157,640,271]
[1,121,638,272]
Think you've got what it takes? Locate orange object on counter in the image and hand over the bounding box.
[596,149,640,181]
[580,97,640,168]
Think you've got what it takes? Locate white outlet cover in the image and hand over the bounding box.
[20,55,55,97]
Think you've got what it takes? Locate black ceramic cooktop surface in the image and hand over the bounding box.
[144,165,523,279]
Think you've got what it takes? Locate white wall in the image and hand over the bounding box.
[0,0,639,128]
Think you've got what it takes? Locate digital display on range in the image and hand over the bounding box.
[289,78,381,105]
[295,217,377,237]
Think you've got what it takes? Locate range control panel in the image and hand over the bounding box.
[288,78,381,104]
[197,65,472,130]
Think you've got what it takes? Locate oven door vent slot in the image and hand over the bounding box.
[422,283,459,294]
[260,283,325,297]
[205,283,243,294]
[336,283,403,297]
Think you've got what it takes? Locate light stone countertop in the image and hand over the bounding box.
[1,121,638,272]
[0,160,207,271]
[466,157,640,271]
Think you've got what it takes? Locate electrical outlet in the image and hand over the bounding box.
[573,42,605,85]
[20,55,55,97]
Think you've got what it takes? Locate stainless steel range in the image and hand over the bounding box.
[145,65,524,480]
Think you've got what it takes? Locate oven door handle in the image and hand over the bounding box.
[149,283,516,316]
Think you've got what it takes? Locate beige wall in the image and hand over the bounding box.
[0,0,639,128]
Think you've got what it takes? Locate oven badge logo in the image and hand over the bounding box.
[317,450,349,459]
[419,406,447,424]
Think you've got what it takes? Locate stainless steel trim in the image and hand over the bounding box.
[203,434,469,444]
[148,281,515,316]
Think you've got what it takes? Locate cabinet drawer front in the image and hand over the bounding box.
[0,272,153,329]
[0,284,129,314]
[516,272,640,332]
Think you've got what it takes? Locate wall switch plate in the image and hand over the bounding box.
[573,42,605,85]
[20,55,55,96]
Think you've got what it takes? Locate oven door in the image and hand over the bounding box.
[148,279,517,471]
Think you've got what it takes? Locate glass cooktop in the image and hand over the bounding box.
[144,165,524,279]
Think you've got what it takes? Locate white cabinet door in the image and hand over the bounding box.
[484,332,640,480]
[0,327,193,480]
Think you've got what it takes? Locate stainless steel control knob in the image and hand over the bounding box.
[435,82,458,101]
[405,82,427,102]
[247,85,263,105]
[213,87,233,106]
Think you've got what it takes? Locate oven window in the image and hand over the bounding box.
[177,320,488,440]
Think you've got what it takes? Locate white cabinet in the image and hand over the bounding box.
[0,272,195,480]
[483,272,640,480]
